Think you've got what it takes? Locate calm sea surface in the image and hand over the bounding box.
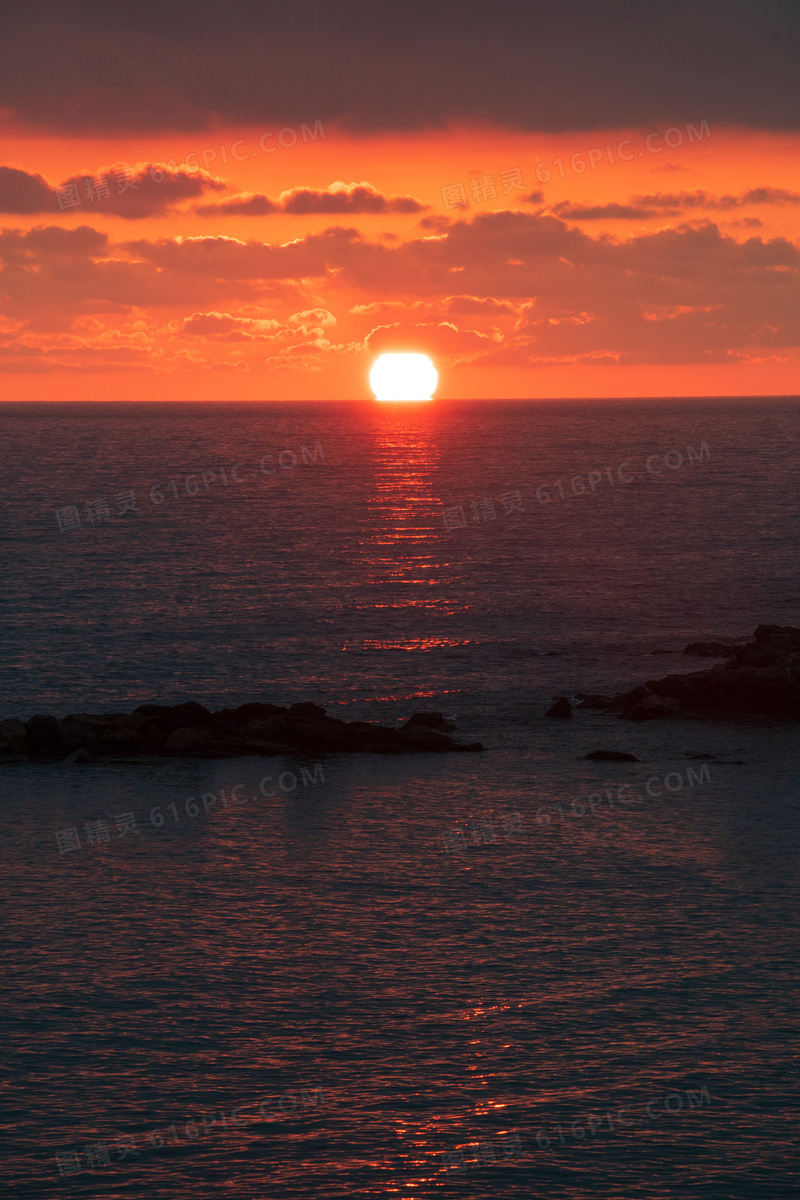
[1,398,799,1198]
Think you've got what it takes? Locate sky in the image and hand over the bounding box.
[1,0,799,400]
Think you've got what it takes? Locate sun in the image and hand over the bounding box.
[370,353,437,401]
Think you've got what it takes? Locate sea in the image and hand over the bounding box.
[1,398,799,1199]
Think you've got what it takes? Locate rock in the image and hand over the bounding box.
[25,714,66,758]
[403,711,456,732]
[243,718,275,737]
[0,718,27,753]
[683,641,736,657]
[398,724,459,750]
[100,728,146,753]
[2,698,486,762]
[620,693,681,721]
[753,623,800,647]
[579,623,800,722]
[223,702,287,725]
[575,695,612,709]
[545,697,572,718]
[67,712,110,727]
[585,750,639,762]
[169,701,213,725]
[63,746,93,764]
[237,740,297,756]
[288,701,326,719]
[164,727,211,753]
[609,685,652,711]
[110,713,145,731]
[281,719,368,754]
[144,722,167,748]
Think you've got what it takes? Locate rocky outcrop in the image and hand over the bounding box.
[0,702,484,762]
[683,641,736,658]
[604,624,800,721]
[545,697,572,718]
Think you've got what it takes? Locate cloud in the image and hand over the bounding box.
[633,188,800,213]
[2,212,798,369]
[0,163,225,217]
[196,181,428,217]
[1,2,799,132]
[0,165,58,213]
[553,201,657,220]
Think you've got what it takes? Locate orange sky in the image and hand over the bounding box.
[2,120,800,399]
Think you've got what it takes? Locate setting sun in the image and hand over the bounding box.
[370,354,438,402]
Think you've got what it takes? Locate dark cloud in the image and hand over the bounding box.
[634,188,800,212]
[0,1,798,133]
[0,166,58,213]
[551,190,800,221]
[0,163,225,217]
[553,201,657,220]
[196,182,427,218]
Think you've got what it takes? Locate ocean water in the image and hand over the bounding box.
[1,398,799,1198]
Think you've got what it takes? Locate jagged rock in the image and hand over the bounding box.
[575,694,612,709]
[585,750,639,761]
[546,697,572,718]
[0,718,27,753]
[164,727,211,753]
[683,641,735,657]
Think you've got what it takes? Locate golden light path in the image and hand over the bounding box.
[370,353,437,402]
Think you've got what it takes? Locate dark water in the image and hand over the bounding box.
[1,399,799,1198]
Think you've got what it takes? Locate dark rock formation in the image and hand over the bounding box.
[585,750,639,762]
[575,694,612,709]
[598,624,800,721]
[546,697,572,718]
[0,700,484,762]
[683,641,736,657]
